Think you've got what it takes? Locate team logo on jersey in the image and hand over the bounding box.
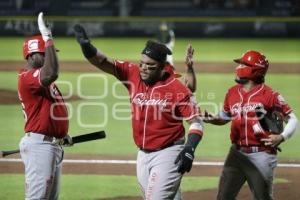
[231,102,264,115]
[132,93,167,108]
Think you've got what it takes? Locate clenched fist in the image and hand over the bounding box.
[174,145,195,174]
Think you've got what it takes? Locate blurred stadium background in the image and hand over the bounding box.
[0,0,299,199]
[0,0,300,38]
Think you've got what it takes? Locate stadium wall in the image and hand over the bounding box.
[0,16,299,37]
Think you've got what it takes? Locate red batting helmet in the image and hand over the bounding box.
[22,35,45,59]
[234,50,269,81]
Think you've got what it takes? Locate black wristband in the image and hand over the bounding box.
[186,133,202,150]
[81,42,97,59]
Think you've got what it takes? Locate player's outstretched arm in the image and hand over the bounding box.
[203,110,230,125]
[38,12,59,86]
[73,24,115,75]
[184,44,196,93]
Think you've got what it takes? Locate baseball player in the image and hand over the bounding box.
[204,50,298,200]
[157,23,197,93]
[157,22,175,66]
[18,12,72,200]
[74,24,204,200]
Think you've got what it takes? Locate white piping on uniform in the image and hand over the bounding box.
[142,78,176,149]
[237,88,244,146]
[285,109,293,115]
[37,68,43,86]
[246,84,264,146]
[184,113,201,121]
[113,60,119,78]
[245,113,248,145]
[18,71,28,76]
[142,89,150,148]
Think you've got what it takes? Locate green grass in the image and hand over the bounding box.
[0,174,288,200]
[0,37,299,200]
[0,71,299,159]
[0,37,300,62]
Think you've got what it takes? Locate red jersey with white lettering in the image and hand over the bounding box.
[223,84,292,146]
[114,60,200,150]
[18,68,68,138]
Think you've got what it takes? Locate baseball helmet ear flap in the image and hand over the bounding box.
[23,35,45,59]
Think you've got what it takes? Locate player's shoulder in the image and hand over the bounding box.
[170,78,191,93]
[114,60,140,78]
[261,84,284,100]
[227,84,241,93]
[18,68,40,78]
[18,68,27,76]
[114,60,139,69]
[260,84,278,95]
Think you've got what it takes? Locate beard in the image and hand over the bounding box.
[140,68,162,86]
[235,77,249,85]
[140,74,156,85]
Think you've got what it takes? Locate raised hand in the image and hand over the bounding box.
[73,24,90,45]
[38,12,52,42]
[185,44,194,68]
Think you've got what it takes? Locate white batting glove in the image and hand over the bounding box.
[38,12,52,42]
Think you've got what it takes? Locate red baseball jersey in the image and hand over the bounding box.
[223,84,292,146]
[18,68,68,138]
[114,60,200,150]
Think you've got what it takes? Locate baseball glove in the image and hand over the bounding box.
[256,108,284,134]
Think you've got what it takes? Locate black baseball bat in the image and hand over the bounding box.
[62,130,106,145]
[0,130,106,158]
[1,149,20,158]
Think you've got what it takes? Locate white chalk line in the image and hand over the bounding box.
[1,158,300,168]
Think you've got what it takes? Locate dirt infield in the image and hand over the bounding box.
[0,154,300,200]
[0,61,299,73]
[0,89,19,104]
